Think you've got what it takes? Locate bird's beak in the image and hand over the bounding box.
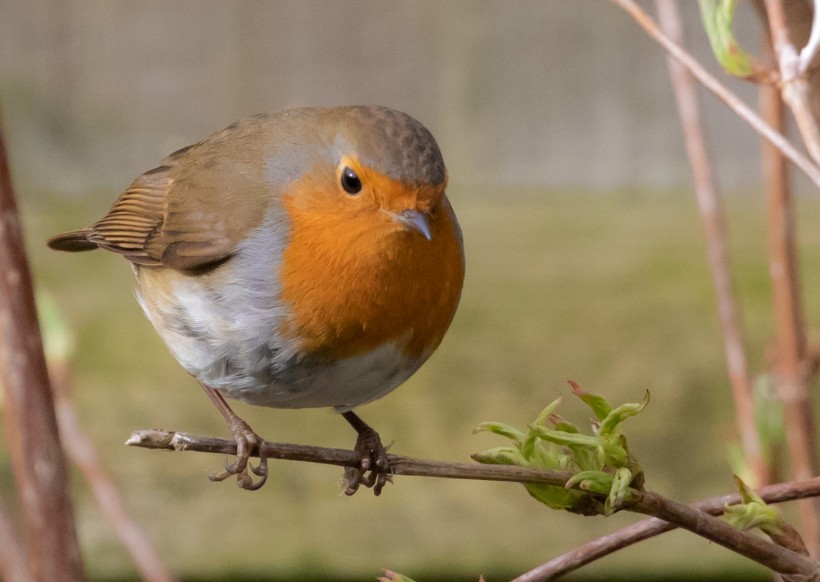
[390,209,432,241]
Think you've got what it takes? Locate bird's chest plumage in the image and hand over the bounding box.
[135,198,463,411]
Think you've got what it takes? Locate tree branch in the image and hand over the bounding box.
[609,0,820,188]
[0,109,85,581]
[629,489,816,577]
[126,429,575,486]
[514,477,820,581]
[128,429,820,577]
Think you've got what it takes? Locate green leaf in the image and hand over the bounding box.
[549,414,579,434]
[724,475,784,537]
[565,470,613,495]
[533,397,562,427]
[597,440,628,468]
[606,467,634,514]
[530,425,600,449]
[698,0,755,77]
[734,474,764,505]
[474,421,526,442]
[599,391,650,437]
[524,483,585,511]
[472,446,527,466]
[569,380,611,420]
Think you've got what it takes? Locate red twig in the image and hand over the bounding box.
[759,22,820,557]
[655,0,767,486]
[0,494,29,582]
[0,111,85,580]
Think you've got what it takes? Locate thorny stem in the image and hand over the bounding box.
[129,429,820,577]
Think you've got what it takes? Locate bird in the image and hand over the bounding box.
[48,106,465,495]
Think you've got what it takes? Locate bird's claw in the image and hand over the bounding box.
[208,418,268,491]
[343,427,392,496]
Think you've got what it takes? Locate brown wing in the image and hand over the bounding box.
[46,163,171,264]
[49,142,268,271]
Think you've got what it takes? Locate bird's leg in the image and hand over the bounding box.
[341,410,392,496]
[200,384,268,491]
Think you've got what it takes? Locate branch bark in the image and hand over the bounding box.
[609,0,820,188]
[759,4,820,558]
[126,429,575,486]
[629,489,816,578]
[0,112,85,580]
[0,494,30,582]
[515,477,820,581]
[128,429,820,577]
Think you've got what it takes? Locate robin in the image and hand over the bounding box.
[48,106,465,495]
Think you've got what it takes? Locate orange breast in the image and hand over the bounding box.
[278,170,464,362]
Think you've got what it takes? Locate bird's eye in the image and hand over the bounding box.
[341,166,362,195]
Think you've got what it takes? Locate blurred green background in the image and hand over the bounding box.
[2,1,819,580]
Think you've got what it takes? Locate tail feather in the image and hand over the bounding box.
[47,229,98,252]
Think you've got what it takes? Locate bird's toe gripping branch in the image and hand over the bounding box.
[208,416,269,491]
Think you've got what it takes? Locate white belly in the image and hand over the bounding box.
[239,337,423,412]
[135,265,423,411]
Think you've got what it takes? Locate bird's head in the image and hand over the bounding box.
[280,106,449,244]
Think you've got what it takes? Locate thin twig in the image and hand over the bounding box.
[629,490,817,577]
[609,0,820,188]
[515,477,820,581]
[0,110,85,580]
[128,429,820,577]
[764,0,820,162]
[126,429,575,486]
[656,0,766,486]
[798,0,820,74]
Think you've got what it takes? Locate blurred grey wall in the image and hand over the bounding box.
[0,0,767,195]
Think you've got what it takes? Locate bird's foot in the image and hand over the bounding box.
[343,426,392,496]
[208,416,269,491]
